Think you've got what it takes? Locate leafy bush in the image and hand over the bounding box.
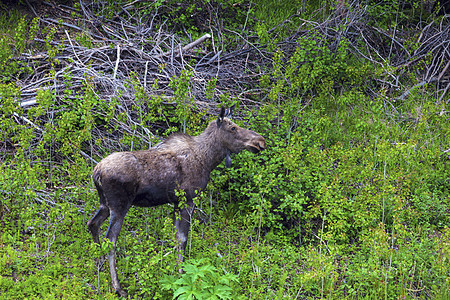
[161,258,240,300]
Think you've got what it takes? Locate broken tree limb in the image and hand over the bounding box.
[156,34,211,58]
[113,44,121,80]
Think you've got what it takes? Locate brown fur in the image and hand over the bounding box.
[87,106,266,296]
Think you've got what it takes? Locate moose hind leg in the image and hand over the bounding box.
[87,205,110,244]
[105,209,129,297]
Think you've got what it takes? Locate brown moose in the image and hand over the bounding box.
[87,105,266,296]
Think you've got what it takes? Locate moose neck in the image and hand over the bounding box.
[192,121,228,173]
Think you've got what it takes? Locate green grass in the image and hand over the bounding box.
[0,1,449,299]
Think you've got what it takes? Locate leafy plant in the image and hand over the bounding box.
[161,258,240,300]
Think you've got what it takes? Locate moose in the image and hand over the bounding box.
[87,105,266,296]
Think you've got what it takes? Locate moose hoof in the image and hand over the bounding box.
[116,288,127,298]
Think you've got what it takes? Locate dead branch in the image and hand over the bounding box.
[9,0,270,168]
[11,0,449,167]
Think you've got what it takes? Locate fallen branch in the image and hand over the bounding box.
[113,44,121,80]
[156,33,211,58]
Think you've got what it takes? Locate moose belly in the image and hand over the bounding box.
[132,185,175,207]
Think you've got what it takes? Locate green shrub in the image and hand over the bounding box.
[161,258,240,300]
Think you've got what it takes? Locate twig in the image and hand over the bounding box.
[311,232,331,254]
[113,44,121,80]
[43,17,85,32]
[398,81,428,101]
[65,30,83,65]
[24,0,39,17]
[437,60,450,82]
[144,60,149,89]
[13,113,43,132]
[438,82,450,104]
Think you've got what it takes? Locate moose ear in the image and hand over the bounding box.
[217,106,226,128]
[224,104,236,118]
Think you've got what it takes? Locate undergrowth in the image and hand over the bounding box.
[0,1,449,299]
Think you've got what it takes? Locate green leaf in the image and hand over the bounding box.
[212,284,233,299]
[173,286,192,299]
[160,275,177,291]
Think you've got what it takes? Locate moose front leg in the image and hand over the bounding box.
[174,203,194,265]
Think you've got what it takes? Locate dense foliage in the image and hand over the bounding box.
[0,0,449,299]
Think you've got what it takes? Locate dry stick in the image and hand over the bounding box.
[372,26,411,60]
[416,20,435,44]
[20,84,69,108]
[123,0,148,10]
[397,52,430,70]
[425,51,441,81]
[16,2,266,133]
[43,1,79,14]
[224,28,268,60]
[113,44,121,80]
[65,30,83,65]
[170,35,175,67]
[102,23,128,42]
[438,82,450,104]
[354,29,379,63]
[355,28,393,70]
[156,34,211,58]
[202,50,222,66]
[398,81,428,101]
[124,46,153,60]
[121,20,130,41]
[19,99,37,108]
[21,76,54,93]
[144,61,149,89]
[417,31,445,53]
[43,17,86,33]
[437,59,450,83]
[24,0,38,17]
[13,113,42,132]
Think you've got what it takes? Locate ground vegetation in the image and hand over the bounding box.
[0,0,449,299]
